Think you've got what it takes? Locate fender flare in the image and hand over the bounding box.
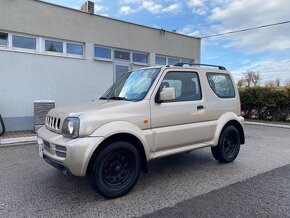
[89,120,152,160]
[211,112,245,146]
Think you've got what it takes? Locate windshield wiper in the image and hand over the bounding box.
[109,96,128,101]
[99,97,108,100]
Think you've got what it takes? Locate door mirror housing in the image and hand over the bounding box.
[159,87,176,102]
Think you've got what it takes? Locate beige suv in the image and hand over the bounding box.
[37,63,245,199]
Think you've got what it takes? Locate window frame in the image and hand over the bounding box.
[155,55,167,65]
[114,49,131,62]
[132,51,149,65]
[156,70,203,103]
[155,55,194,66]
[0,32,8,47]
[206,72,236,99]
[94,45,113,61]
[167,57,180,65]
[11,34,37,51]
[66,41,84,57]
[44,38,64,54]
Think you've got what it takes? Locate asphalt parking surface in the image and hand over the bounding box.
[0,125,290,217]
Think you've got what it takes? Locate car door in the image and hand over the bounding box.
[150,69,210,152]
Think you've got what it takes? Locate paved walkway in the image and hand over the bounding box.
[0,131,37,146]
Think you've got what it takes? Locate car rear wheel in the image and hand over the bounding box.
[211,125,240,163]
[88,141,141,199]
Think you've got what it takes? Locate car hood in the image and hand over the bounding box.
[46,100,150,136]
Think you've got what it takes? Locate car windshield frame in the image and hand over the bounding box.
[100,67,161,102]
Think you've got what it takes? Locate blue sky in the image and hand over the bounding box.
[44,0,290,85]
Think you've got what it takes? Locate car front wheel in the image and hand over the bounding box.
[88,141,141,199]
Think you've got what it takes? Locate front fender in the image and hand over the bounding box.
[90,121,153,160]
[210,112,244,146]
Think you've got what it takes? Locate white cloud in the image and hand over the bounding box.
[119,6,139,15]
[161,3,182,14]
[94,4,107,12]
[231,59,290,85]
[100,13,109,17]
[141,1,163,14]
[179,25,201,37]
[119,0,140,3]
[118,0,183,15]
[208,0,290,53]
[186,0,203,7]
[192,7,207,15]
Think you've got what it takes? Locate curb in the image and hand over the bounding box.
[245,121,290,129]
[0,136,37,146]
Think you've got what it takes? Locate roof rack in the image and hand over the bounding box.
[173,62,227,70]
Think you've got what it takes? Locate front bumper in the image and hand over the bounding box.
[37,127,104,176]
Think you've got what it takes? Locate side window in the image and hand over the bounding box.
[160,71,202,101]
[207,73,235,98]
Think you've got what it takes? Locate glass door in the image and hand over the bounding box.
[114,63,130,81]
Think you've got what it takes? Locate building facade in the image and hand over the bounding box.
[0,0,201,131]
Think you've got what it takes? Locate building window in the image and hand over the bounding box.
[67,43,84,55]
[95,46,111,59]
[12,35,36,50]
[168,58,179,65]
[114,50,130,61]
[133,52,148,64]
[0,32,8,46]
[155,56,166,65]
[181,59,193,64]
[45,40,63,53]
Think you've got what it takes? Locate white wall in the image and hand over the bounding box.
[0,43,113,131]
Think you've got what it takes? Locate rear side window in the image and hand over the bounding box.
[207,73,235,98]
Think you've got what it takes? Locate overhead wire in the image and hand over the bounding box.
[200,20,290,38]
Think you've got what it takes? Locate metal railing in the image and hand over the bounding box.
[0,114,6,136]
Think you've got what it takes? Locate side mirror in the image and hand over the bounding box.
[159,87,176,102]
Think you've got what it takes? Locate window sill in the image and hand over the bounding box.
[0,47,86,60]
[94,57,113,62]
[132,62,149,66]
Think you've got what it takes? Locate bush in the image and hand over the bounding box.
[239,87,290,122]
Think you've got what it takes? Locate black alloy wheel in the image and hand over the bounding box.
[88,141,141,199]
[211,125,241,163]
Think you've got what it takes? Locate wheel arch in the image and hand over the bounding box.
[86,132,148,176]
[211,113,245,146]
[221,120,245,144]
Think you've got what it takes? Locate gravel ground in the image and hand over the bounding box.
[0,125,289,217]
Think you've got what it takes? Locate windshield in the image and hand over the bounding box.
[101,68,160,101]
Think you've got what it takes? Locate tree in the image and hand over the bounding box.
[286,80,290,87]
[243,71,261,87]
[237,79,245,88]
[275,78,281,87]
[265,80,275,87]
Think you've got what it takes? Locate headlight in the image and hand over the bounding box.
[62,117,80,139]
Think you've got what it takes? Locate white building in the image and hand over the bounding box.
[0,0,201,131]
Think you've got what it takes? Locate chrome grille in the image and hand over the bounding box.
[46,115,61,130]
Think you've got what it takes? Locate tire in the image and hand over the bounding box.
[211,125,241,163]
[88,141,141,199]
[0,114,5,137]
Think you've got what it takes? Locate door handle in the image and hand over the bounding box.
[197,105,204,110]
